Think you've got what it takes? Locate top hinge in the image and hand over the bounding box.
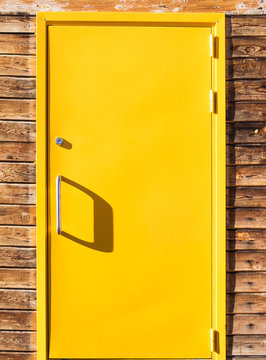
[210,329,219,353]
[210,34,217,58]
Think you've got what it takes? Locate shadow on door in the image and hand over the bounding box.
[60,176,113,252]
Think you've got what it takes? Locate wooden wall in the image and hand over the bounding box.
[0,10,265,360]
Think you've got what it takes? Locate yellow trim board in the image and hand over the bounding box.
[37,12,225,360]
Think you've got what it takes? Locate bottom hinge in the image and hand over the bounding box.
[210,90,217,114]
[210,329,219,353]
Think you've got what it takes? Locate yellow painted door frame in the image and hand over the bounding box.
[37,12,225,360]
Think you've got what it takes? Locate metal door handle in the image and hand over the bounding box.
[56,175,61,234]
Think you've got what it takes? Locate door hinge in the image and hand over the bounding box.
[210,329,219,353]
[210,34,217,58]
[210,90,217,113]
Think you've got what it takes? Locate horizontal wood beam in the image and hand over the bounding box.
[227,272,266,292]
[0,163,35,183]
[227,230,266,250]
[0,310,36,330]
[0,289,36,310]
[0,227,36,247]
[227,293,266,313]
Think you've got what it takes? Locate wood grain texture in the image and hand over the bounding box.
[0,311,36,330]
[226,123,266,144]
[0,34,35,55]
[227,166,266,186]
[0,77,35,99]
[227,58,266,79]
[0,331,36,351]
[0,163,35,183]
[0,143,35,162]
[0,227,35,247]
[227,145,266,165]
[227,208,266,228]
[227,230,266,250]
[0,184,35,204]
[227,314,266,334]
[227,80,266,101]
[0,16,35,33]
[0,122,35,142]
[227,335,266,355]
[0,268,36,289]
[226,16,266,36]
[227,37,266,58]
[0,56,36,76]
[228,358,266,360]
[0,1,264,15]
[0,205,36,225]
[0,289,36,310]
[227,187,266,207]
[0,100,36,121]
[227,293,266,313]
[0,248,36,268]
[227,103,266,122]
[227,252,266,271]
[227,272,266,292]
[0,352,36,360]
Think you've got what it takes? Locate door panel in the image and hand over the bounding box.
[49,25,212,358]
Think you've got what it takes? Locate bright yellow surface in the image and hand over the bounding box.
[48,24,213,358]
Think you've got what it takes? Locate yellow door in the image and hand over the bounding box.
[49,23,212,359]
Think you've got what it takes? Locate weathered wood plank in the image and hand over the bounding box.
[0,2,265,15]
[0,16,35,33]
[0,352,36,360]
[228,358,266,360]
[0,227,35,247]
[226,37,266,58]
[0,163,35,183]
[227,293,266,313]
[227,123,266,144]
[227,208,266,229]
[227,80,266,101]
[227,145,266,165]
[227,252,266,271]
[226,16,266,36]
[227,272,266,292]
[0,248,36,268]
[0,205,36,226]
[0,99,35,120]
[0,310,36,330]
[0,331,36,351]
[0,34,35,55]
[0,143,35,162]
[0,56,36,76]
[227,166,266,186]
[227,187,266,207]
[0,122,35,142]
[0,269,35,289]
[227,314,266,334]
[227,59,266,79]
[0,184,35,204]
[0,77,35,99]
[227,335,266,355]
[0,289,36,309]
[227,103,266,123]
[227,230,266,250]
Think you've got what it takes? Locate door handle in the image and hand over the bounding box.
[56,175,61,234]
